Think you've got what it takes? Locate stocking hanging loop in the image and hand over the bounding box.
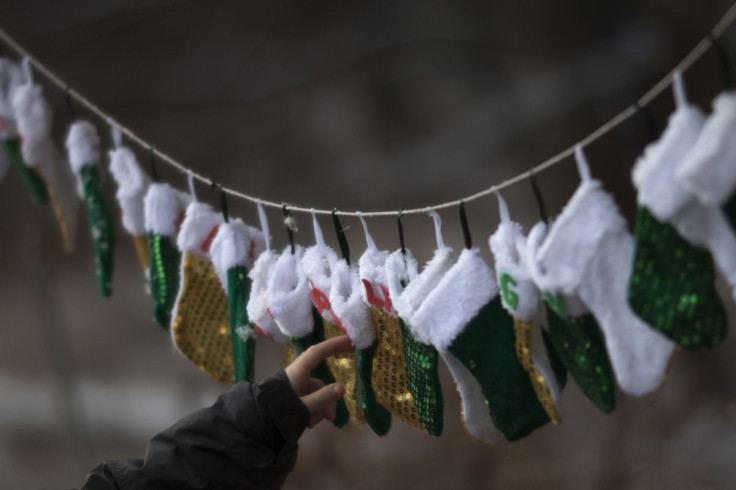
[425,208,445,249]
[529,169,548,225]
[672,70,688,109]
[149,146,160,182]
[311,208,326,248]
[397,208,407,256]
[574,144,592,182]
[332,208,350,264]
[257,200,270,251]
[356,211,377,251]
[20,56,33,85]
[109,120,123,150]
[459,201,472,249]
[187,169,197,202]
[495,189,510,224]
[282,204,296,255]
[707,33,734,90]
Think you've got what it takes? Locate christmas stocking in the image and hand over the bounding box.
[108,139,151,269]
[210,219,264,383]
[387,247,445,437]
[13,73,79,251]
[170,201,233,383]
[409,247,551,442]
[677,89,736,298]
[527,221,616,413]
[301,232,351,428]
[144,183,190,329]
[489,214,563,424]
[536,150,676,396]
[629,78,729,347]
[65,121,116,297]
[0,58,48,204]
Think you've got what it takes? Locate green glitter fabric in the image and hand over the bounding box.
[356,343,391,436]
[447,296,549,441]
[546,307,615,413]
[227,266,255,383]
[291,306,349,428]
[400,317,443,437]
[629,206,727,349]
[148,232,182,330]
[3,137,49,205]
[79,165,116,298]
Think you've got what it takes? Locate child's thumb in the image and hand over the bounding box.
[301,383,345,414]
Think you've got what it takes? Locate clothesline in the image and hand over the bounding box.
[1,2,736,217]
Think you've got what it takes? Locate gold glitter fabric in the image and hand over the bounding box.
[323,320,365,426]
[171,252,234,383]
[283,343,296,365]
[133,234,150,270]
[513,318,561,424]
[370,306,424,430]
[629,206,726,349]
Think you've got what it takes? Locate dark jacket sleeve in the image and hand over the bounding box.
[81,369,310,490]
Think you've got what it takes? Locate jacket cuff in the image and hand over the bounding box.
[256,369,310,446]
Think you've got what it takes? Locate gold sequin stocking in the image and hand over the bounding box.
[172,252,234,383]
[283,344,296,366]
[513,318,561,424]
[323,320,365,426]
[133,234,150,270]
[39,172,72,253]
[370,306,424,430]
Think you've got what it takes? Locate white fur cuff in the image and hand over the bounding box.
[177,201,223,257]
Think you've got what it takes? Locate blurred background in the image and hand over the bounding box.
[1,0,735,488]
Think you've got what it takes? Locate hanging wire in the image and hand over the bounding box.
[397,208,407,255]
[708,32,734,89]
[211,182,229,223]
[0,1,735,216]
[282,204,296,254]
[529,169,548,224]
[332,208,351,264]
[458,201,472,249]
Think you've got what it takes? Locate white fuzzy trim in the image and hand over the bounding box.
[632,105,705,221]
[358,247,390,309]
[247,250,290,343]
[268,246,315,339]
[176,201,223,257]
[489,221,541,321]
[440,350,503,444]
[394,247,454,323]
[108,146,150,235]
[410,248,496,351]
[384,249,419,315]
[301,243,339,304]
[536,180,627,295]
[330,260,375,348]
[677,91,736,206]
[245,227,266,270]
[65,121,100,172]
[210,219,251,290]
[144,183,190,237]
[0,59,23,138]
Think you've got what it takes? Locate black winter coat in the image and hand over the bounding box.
[80,370,309,490]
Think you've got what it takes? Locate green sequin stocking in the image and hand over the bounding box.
[545,304,615,413]
[356,343,391,436]
[148,232,182,330]
[400,317,443,437]
[629,206,727,349]
[447,297,550,441]
[79,165,116,297]
[3,137,49,205]
[227,266,256,383]
[291,306,349,428]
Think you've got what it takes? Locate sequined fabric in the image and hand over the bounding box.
[283,344,296,365]
[171,252,234,383]
[322,319,365,426]
[148,233,182,329]
[355,343,391,436]
[3,137,49,205]
[227,266,255,383]
[447,297,549,441]
[399,317,443,437]
[547,310,615,413]
[37,171,73,252]
[133,234,150,270]
[370,306,424,430]
[629,206,727,349]
[80,165,116,298]
[513,318,561,424]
